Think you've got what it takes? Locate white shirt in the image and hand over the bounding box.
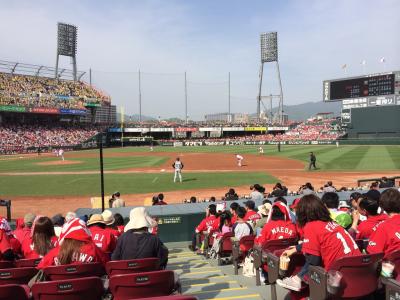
[174,161,183,170]
[236,155,244,160]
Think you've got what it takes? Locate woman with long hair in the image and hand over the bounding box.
[276,194,360,292]
[37,218,107,269]
[21,216,56,259]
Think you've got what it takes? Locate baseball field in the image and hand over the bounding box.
[0,144,399,218]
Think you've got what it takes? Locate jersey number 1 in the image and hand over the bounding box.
[336,231,358,254]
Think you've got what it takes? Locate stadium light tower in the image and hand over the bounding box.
[55,22,78,81]
[257,32,284,124]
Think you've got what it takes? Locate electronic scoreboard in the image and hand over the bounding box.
[323,71,400,109]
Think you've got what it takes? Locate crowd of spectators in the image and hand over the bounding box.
[189,185,400,297]
[0,72,110,110]
[0,123,99,154]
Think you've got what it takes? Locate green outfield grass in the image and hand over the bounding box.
[0,155,168,173]
[0,172,276,197]
[103,144,399,171]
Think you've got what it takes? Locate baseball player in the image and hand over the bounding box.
[259,146,264,155]
[172,157,184,183]
[235,154,244,167]
[58,149,65,161]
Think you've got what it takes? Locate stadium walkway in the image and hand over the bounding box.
[166,242,289,300]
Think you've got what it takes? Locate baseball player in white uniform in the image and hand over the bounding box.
[58,149,65,161]
[259,146,264,155]
[172,157,184,183]
[235,154,244,167]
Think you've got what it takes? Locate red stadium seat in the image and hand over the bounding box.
[0,261,14,269]
[216,232,234,265]
[109,270,177,300]
[266,252,307,300]
[15,258,42,268]
[253,238,298,285]
[0,267,38,285]
[31,276,104,300]
[232,235,255,275]
[43,262,105,280]
[106,258,160,276]
[308,253,383,299]
[0,284,30,300]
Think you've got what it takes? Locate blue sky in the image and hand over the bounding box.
[0,0,399,119]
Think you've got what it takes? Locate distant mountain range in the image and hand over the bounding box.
[116,101,342,123]
[272,101,342,121]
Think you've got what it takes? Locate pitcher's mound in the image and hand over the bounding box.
[36,160,83,166]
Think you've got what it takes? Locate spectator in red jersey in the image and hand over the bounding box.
[13,213,35,244]
[244,200,261,224]
[255,202,297,245]
[21,216,56,259]
[349,197,387,240]
[189,204,217,252]
[277,194,360,292]
[114,213,125,234]
[367,189,400,258]
[230,202,239,224]
[0,217,18,261]
[111,207,168,269]
[87,214,117,254]
[101,210,121,239]
[37,218,107,269]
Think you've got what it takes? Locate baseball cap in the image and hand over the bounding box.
[24,213,36,227]
[335,213,352,228]
[52,214,65,226]
[244,200,255,210]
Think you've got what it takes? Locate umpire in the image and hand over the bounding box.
[309,152,317,170]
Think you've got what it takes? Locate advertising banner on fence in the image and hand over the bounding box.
[125,128,150,133]
[175,127,198,132]
[29,107,59,114]
[159,140,335,147]
[267,127,289,131]
[59,109,87,115]
[222,127,245,131]
[150,128,174,132]
[199,127,222,132]
[244,126,267,131]
[0,105,26,112]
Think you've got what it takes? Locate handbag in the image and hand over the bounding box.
[28,269,48,288]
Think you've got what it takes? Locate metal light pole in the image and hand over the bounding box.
[98,133,105,212]
[184,71,188,124]
[138,69,142,123]
[228,72,231,123]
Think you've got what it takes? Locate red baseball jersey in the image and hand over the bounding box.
[196,215,217,232]
[302,220,361,270]
[367,215,400,258]
[0,230,11,255]
[104,227,121,239]
[356,214,388,240]
[89,226,117,253]
[255,220,298,245]
[37,241,107,269]
[244,210,261,222]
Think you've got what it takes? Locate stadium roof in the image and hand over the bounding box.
[0,60,86,81]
